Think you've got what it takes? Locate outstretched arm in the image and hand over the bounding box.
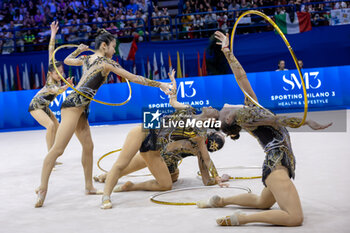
[64,44,89,66]
[48,21,59,62]
[105,60,172,94]
[214,31,258,103]
[167,69,188,109]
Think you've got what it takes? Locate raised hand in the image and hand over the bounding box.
[77,44,89,52]
[168,69,177,96]
[214,31,229,50]
[50,21,59,35]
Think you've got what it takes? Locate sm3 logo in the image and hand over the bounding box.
[160,80,196,99]
[282,72,321,91]
[50,90,74,107]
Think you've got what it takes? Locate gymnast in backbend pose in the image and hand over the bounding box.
[93,130,226,188]
[34,29,173,208]
[196,31,332,227]
[29,21,73,161]
[101,70,227,209]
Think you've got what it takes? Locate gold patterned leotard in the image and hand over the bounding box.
[61,55,121,117]
[28,61,65,117]
[235,105,299,186]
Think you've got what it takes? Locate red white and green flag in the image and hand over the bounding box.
[115,38,138,60]
[275,12,312,34]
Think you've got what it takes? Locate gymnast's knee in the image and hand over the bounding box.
[47,122,58,133]
[158,181,172,191]
[286,214,303,226]
[256,199,275,209]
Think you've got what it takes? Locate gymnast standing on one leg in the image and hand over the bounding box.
[35,29,173,208]
[197,31,332,227]
[29,21,73,162]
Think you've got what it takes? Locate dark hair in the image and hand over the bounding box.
[220,121,241,140]
[207,132,225,152]
[95,28,115,50]
[48,61,63,72]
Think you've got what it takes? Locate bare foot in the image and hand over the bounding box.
[35,188,47,208]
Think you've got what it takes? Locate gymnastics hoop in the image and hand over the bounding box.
[150,185,251,206]
[97,149,122,173]
[230,10,308,128]
[196,171,261,180]
[52,44,132,106]
[97,148,183,177]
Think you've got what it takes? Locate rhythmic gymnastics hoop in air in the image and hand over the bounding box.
[97,149,183,177]
[52,44,132,106]
[150,186,251,206]
[230,10,308,128]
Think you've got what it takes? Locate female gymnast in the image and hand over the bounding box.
[34,29,173,208]
[101,70,227,209]
[29,21,73,158]
[197,31,332,227]
[93,130,226,188]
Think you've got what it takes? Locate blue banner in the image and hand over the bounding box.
[0,65,349,131]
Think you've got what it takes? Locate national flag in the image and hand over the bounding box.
[10,65,15,90]
[176,51,182,78]
[3,64,10,91]
[116,38,138,60]
[34,73,40,89]
[202,50,207,76]
[182,53,186,78]
[153,53,159,80]
[168,53,172,73]
[23,63,30,90]
[41,62,46,86]
[197,52,202,76]
[147,56,152,80]
[160,52,167,80]
[275,12,312,34]
[16,65,22,91]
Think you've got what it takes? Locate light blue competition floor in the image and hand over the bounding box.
[0,110,349,233]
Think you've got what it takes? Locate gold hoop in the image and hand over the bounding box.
[150,186,251,206]
[52,44,132,106]
[97,149,122,173]
[230,10,308,128]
